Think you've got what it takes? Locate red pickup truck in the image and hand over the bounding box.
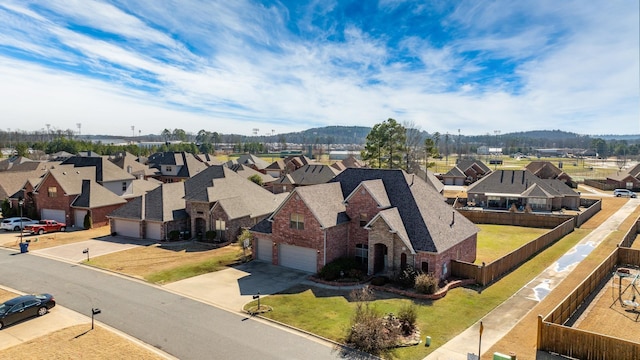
[25,220,66,235]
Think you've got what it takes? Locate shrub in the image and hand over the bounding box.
[168,230,180,241]
[345,301,399,356]
[398,303,418,334]
[415,273,439,294]
[83,213,92,230]
[394,266,420,288]
[318,257,361,281]
[205,230,217,242]
[370,276,388,286]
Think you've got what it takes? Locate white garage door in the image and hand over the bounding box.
[74,210,87,229]
[41,209,66,224]
[113,219,140,238]
[256,238,272,262]
[146,222,162,240]
[279,244,317,273]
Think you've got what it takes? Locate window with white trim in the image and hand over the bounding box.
[290,213,304,230]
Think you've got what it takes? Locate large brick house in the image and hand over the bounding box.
[251,168,478,279]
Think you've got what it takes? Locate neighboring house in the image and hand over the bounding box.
[227,154,270,173]
[108,182,188,240]
[195,153,224,166]
[466,169,580,211]
[0,156,38,172]
[606,164,640,190]
[413,168,445,194]
[251,168,478,279]
[71,179,127,228]
[227,163,276,186]
[264,155,319,179]
[147,151,208,183]
[340,155,366,169]
[109,152,159,180]
[31,166,96,225]
[61,156,137,198]
[440,159,491,186]
[185,165,288,242]
[525,161,577,188]
[266,164,341,194]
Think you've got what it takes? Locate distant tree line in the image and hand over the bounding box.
[1,126,638,160]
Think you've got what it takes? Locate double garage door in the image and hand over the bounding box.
[255,240,317,273]
[279,244,317,273]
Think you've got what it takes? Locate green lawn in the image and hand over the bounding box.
[247,229,591,360]
[475,225,549,264]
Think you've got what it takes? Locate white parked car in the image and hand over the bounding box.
[0,217,38,231]
[613,189,637,198]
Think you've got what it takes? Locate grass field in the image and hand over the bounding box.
[475,225,549,264]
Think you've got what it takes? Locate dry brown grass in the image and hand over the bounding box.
[1,227,111,250]
[484,197,640,359]
[574,271,640,344]
[85,242,243,281]
[1,325,166,360]
[0,289,166,359]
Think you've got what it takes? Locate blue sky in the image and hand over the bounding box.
[0,1,638,137]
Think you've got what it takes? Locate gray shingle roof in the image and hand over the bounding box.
[287,164,341,185]
[72,179,127,208]
[330,168,478,253]
[185,165,286,218]
[294,182,348,228]
[61,156,135,183]
[35,166,96,196]
[147,152,208,178]
[467,169,578,198]
[108,182,186,222]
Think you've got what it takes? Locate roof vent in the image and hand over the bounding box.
[450,211,455,227]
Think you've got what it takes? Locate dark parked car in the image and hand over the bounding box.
[0,294,56,330]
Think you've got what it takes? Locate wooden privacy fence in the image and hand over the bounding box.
[538,247,640,359]
[457,209,574,229]
[576,199,602,228]
[619,217,640,248]
[452,219,575,286]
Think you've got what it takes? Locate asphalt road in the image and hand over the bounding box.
[0,248,344,360]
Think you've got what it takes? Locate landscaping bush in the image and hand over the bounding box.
[398,303,418,334]
[318,257,362,281]
[83,213,92,230]
[168,230,180,241]
[205,230,217,242]
[370,276,388,286]
[414,273,439,294]
[345,287,399,356]
[394,266,420,288]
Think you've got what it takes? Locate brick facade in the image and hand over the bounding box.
[32,175,74,223]
[344,186,383,255]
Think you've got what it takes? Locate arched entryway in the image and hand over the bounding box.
[373,243,388,274]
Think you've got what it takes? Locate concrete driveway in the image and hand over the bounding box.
[164,261,311,312]
[31,237,152,263]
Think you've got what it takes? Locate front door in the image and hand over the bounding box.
[373,244,388,274]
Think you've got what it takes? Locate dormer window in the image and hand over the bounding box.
[166,166,173,172]
[122,182,127,191]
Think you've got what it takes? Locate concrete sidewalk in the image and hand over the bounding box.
[425,198,640,360]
